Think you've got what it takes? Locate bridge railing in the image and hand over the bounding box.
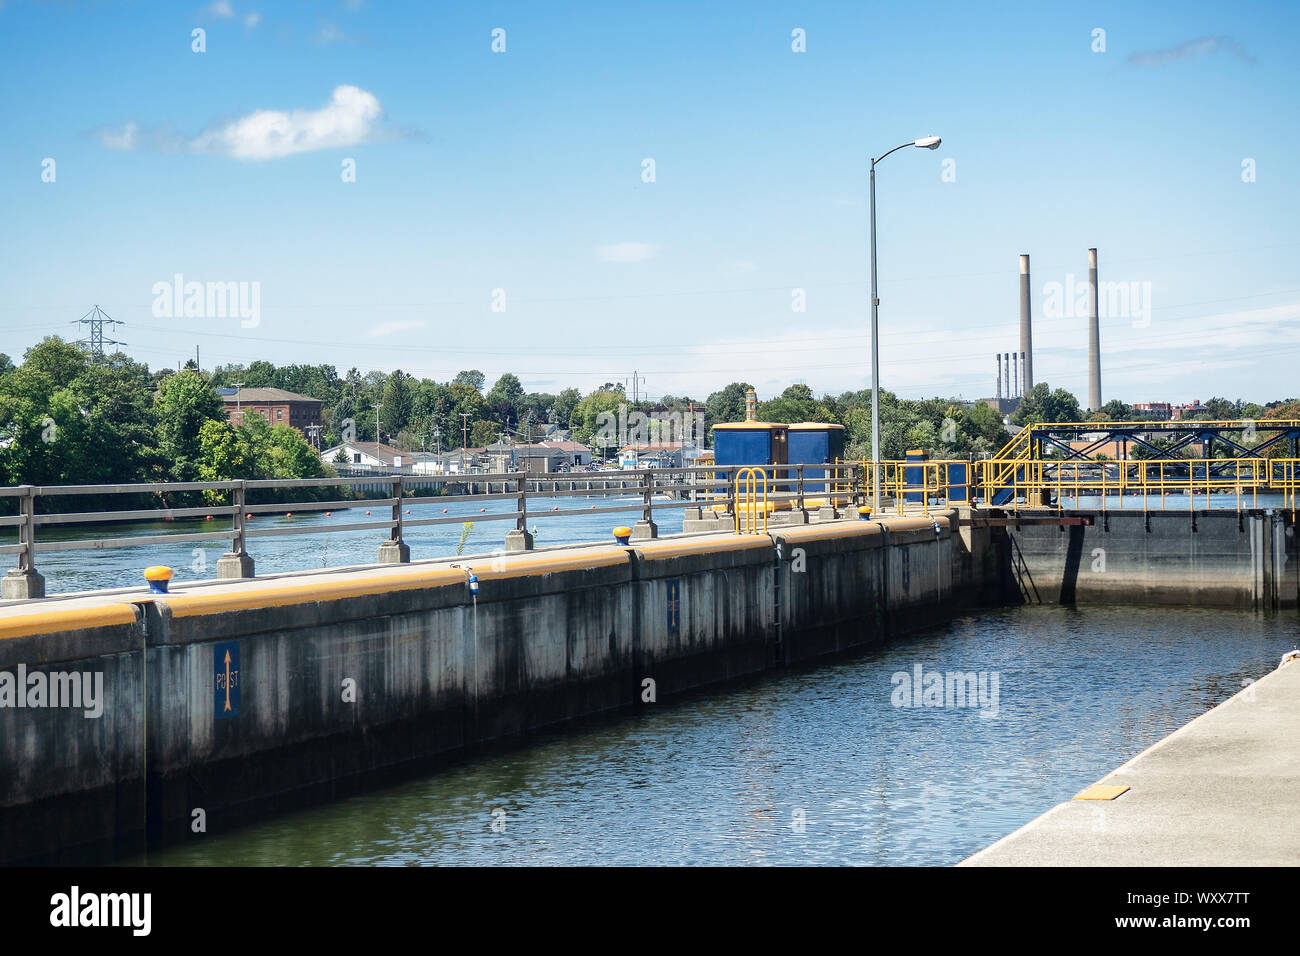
[976,456,1300,511]
[0,463,881,592]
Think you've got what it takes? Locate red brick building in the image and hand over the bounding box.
[221,387,322,434]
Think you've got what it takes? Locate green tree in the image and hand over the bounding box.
[453,369,486,392]
[705,381,755,426]
[381,370,416,438]
[1012,383,1083,426]
[156,370,225,480]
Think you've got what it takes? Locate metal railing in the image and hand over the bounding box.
[0,463,876,586]
[8,452,1294,590]
[976,456,1300,512]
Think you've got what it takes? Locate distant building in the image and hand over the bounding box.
[222,387,322,434]
[616,442,706,469]
[1132,402,1173,420]
[320,441,411,469]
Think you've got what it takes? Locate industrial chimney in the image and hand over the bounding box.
[1019,254,1033,393]
[745,388,757,422]
[1012,351,1019,399]
[996,355,1002,401]
[1087,248,1101,410]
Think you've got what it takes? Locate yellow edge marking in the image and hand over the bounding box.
[472,551,629,581]
[1073,784,1130,801]
[636,536,772,559]
[0,604,137,640]
[774,524,883,542]
[164,569,468,618]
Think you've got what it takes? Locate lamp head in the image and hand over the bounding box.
[913,136,942,149]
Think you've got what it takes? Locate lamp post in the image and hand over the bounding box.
[869,135,941,513]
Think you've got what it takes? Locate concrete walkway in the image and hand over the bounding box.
[961,655,1300,866]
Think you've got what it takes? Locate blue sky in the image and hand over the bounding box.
[2,0,1298,405]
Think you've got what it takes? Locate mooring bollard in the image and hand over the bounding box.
[144,566,173,594]
[858,505,872,521]
[613,526,632,545]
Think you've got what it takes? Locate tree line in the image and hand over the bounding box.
[2,338,1295,496]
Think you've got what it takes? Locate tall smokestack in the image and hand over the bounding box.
[996,355,1002,401]
[1019,254,1033,393]
[1087,247,1101,410]
[745,388,757,422]
[1012,351,1019,399]
[1020,351,1027,396]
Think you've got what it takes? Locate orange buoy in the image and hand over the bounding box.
[480,507,486,513]
[326,511,332,517]
[246,513,253,520]
[442,508,448,514]
[406,509,411,515]
[365,510,371,516]
[553,506,559,511]
[286,512,292,518]
[205,515,213,521]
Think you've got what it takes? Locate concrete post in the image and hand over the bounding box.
[1,486,44,599]
[633,469,658,539]
[504,471,533,551]
[1088,247,1102,411]
[378,476,410,563]
[217,480,255,579]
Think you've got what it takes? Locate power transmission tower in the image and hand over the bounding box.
[76,305,125,364]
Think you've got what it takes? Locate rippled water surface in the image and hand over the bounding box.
[130,604,1297,866]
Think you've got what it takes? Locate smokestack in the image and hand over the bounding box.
[1087,247,1101,410]
[745,388,757,422]
[1012,351,1019,399]
[1020,351,1027,396]
[1019,254,1033,392]
[996,355,1002,401]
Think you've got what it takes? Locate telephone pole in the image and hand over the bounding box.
[460,413,471,475]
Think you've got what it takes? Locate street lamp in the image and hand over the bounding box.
[869,135,941,513]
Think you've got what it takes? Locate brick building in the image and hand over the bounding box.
[220,387,323,434]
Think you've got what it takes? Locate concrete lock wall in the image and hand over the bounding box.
[0,519,959,863]
[1005,509,1299,610]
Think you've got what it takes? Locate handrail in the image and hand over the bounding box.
[5,455,1297,595]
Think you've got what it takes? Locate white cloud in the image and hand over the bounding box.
[203,0,234,18]
[98,120,139,151]
[596,242,659,263]
[244,12,261,28]
[369,320,426,338]
[97,86,387,161]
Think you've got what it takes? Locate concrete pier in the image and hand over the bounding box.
[961,656,1300,866]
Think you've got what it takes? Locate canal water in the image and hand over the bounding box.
[28,495,683,595]
[129,604,1297,867]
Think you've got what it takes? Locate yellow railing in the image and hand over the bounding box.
[976,456,1300,512]
[734,467,769,534]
